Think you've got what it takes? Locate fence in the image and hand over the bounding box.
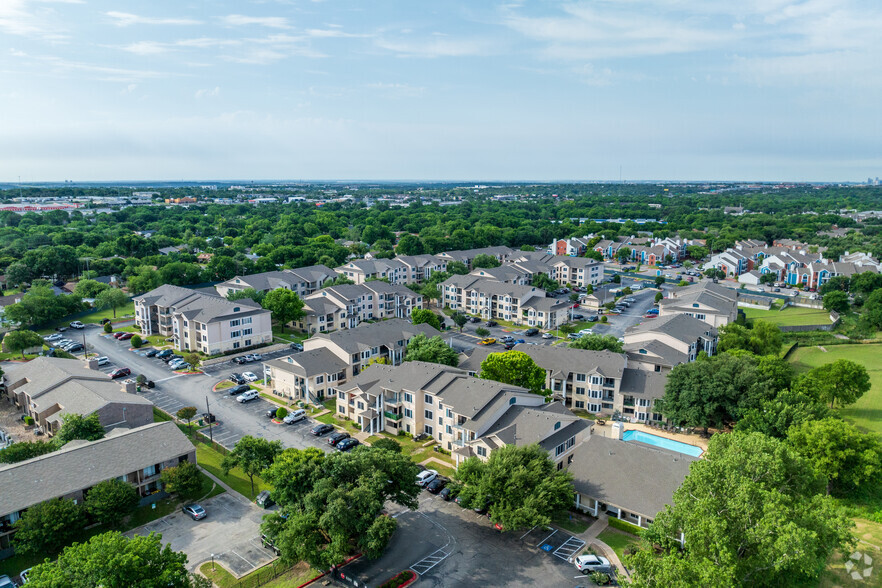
[778,310,840,332]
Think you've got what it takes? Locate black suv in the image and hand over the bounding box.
[524,328,539,336]
[485,320,498,327]
[328,432,350,446]
[228,384,251,396]
[229,373,246,385]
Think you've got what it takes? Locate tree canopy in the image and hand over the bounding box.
[94,287,129,318]
[567,333,623,353]
[479,350,547,396]
[55,413,106,446]
[403,334,459,366]
[717,320,782,356]
[13,497,86,556]
[3,329,44,358]
[221,435,282,498]
[261,446,420,568]
[262,288,305,331]
[409,308,441,330]
[84,478,140,526]
[625,432,855,588]
[0,440,57,464]
[796,359,871,409]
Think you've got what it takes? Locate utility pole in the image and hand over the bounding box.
[205,396,213,444]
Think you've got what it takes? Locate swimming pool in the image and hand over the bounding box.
[622,430,703,457]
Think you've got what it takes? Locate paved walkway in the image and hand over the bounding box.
[576,514,632,581]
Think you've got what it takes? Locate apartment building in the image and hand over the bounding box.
[435,246,515,270]
[0,422,195,559]
[215,264,337,298]
[624,313,719,372]
[134,284,273,354]
[263,348,348,404]
[550,257,604,287]
[658,281,738,327]
[440,275,548,323]
[1,357,153,436]
[293,282,423,334]
[548,236,592,257]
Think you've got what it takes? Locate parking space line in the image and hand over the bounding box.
[519,525,538,541]
[410,547,451,576]
[537,529,557,547]
[553,536,585,561]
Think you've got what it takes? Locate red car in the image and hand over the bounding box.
[112,332,124,339]
[109,367,131,379]
[118,332,134,341]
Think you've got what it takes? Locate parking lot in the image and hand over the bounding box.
[126,492,276,574]
[340,490,578,588]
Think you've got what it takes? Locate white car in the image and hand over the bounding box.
[250,353,262,361]
[44,333,62,342]
[574,554,611,574]
[95,356,110,366]
[242,371,258,382]
[541,332,554,339]
[69,321,85,329]
[578,328,593,336]
[237,390,259,403]
[416,469,438,487]
[168,359,188,369]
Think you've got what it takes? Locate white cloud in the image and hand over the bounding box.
[105,11,202,27]
[120,41,169,56]
[220,14,291,29]
[375,36,497,58]
[0,0,70,39]
[195,87,220,99]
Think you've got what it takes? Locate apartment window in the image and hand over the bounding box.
[576,387,585,395]
[446,408,453,418]
[243,328,252,336]
[233,342,240,349]
[242,317,252,324]
[231,330,241,338]
[424,394,433,405]
[575,401,585,409]
[425,410,433,420]
[438,416,443,425]
[338,390,345,400]
[404,393,412,403]
[555,443,565,456]
[477,446,487,457]
[244,340,251,346]
[567,437,575,449]
[557,462,564,471]
[230,319,241,327]
[404,408,413,418]
[357,402,365,410]
[575,374,586,382]
[446,425,452,434]
[424,425,433,436]
[316,376,324,384]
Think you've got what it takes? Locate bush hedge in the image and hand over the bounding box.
[275,407,288,420]
[607,516,643,536]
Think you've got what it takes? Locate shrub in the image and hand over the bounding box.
[378,570,415,588]
[103,322,112,333]
[24,416,34,426]
[600,316,608,323]
[607,516,643,536]
[130,335,142,348]
[275,407,288,420]
[590,571,611,585]
[136,373,147,384]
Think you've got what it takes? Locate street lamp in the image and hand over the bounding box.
[210,553,215,571]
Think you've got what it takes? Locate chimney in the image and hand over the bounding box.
[87,359,100,371]
[121,379,137,394]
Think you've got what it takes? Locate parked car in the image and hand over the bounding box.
[145,348,159,357]
[250,354,262,361]
[572,313,584,320]
[480,338,496,345]
[233,356,249,365]
[311,423,334,436]
[416,469,438,487]
[69,321,84,329]
[266,407,278,418]
[243,354,257,362]
[289,342,303,352]
[228,384,251,396]
[108,367,131,379]
[568,333,582,340]
[485,320,498,327]
[336,438,360,452]
[162,354,182,364]
[439,487,452,501]
[182,504,207,520]
[0,575,15,588]
[468,316,480,323]
[118,332,134,341]
[18,568,31,584]
[542,332,554,339]
[242,371,258,382]
[513,339,525,345]
[500,335,514,343]
[255,490,274,509]
[65,344,84,353]
[95,356,110,366]
[524,328,539,336]
[587,315,599,322]
[503,342,516,350]
[156,349,173,359]
[55,326,67,332]
[426,477,448,494]
[44,333,63,342]
[574,554,611,574]
[237,390,259,403]
[168,359,188,370]
[229,373,246,385]
[473,497,493,514]
[283,409,307,424]
[327,431,350,446]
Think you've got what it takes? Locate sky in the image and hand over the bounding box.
[1,0,880,182]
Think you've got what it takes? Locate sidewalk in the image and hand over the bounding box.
[577,514,632,581]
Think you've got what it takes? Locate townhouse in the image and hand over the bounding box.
[657,281,738,327]
[1,357,153,436]
[293,281,423,334]
[263,319,442,404]
[435,246,515,270]
[337,255,446,285]
[215,264,338,298]
[0,422,195,559]
[548,236,592,257]
[134,284,273,355]
[623,313,719,372]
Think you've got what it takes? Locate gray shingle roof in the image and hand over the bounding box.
[480,401,590,452]
[0,422,193,517]
[619,368,668,400]
[626,313,717,343]
[569,435,696,518]
[265,347,348,378]
[307,319,440,354]
[136,285,268,324]
[510,344,627,380]
[624,340,687,367]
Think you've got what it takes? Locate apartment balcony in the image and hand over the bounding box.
[383,411,402,421]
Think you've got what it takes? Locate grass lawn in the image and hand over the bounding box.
[364,432,456,473]
[271,325,308,344]
[554,512,591,534]
[789,344,882,434]
[597,528,640,564]
[200,560,319,588]
[35,302,136,335]
[820,518,882,587]
[743,305,832,327]
[194,440,270,500]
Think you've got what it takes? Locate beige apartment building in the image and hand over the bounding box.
[293,282,422,334]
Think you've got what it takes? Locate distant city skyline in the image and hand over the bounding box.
[1,1,880,182]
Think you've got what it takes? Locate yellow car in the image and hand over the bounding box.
[481,338,497,345]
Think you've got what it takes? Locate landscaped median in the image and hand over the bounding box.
[377,569,417,588]
[199,560,319,588]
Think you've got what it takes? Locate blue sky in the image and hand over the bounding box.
[1,0,880,182]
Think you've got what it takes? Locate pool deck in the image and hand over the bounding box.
[592,421,710,453]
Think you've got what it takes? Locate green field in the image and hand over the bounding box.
[742,305,833,327]
[597,528,640,565]
[35,301,136,334]
[789,344,882,434]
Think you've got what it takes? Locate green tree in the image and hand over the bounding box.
[125,266,162,295]
[531,273,560,292]
[176,406,198,434]
[13,497,86,556]
[616,246,632,263]
[84,479,139,526]
[787,418,882,496]
[54,413,105,446]
[372,437,402,453]
[479,351,547,396]
[394,234,425,256]
[160,461,203,498]
[558,323,577,336]
[222,435,283,498]
[403,334,459,366]
[654,275,666,288]
[655,353,774,434]
[183,353,201,370]
[654,291,663,303]
[446,261,469,275]
[25,531,196,588]
[4,329,44,358]
[130,334,142,348]
[758,273,776,285]
[718,320,782,356]
[410,308,441,330]
[736,389,831,439]
[822,290,850,313]
[0,440,57,464]
[456,444,574,531]
[568,333,623,353]
[262,288,305,332]
[474,326,490,338]
[471,254,500,269]
[451,312,468,332]
[625,432,855,588]
[227,287,266,305]
[797,359,871,409]
[863,289,882,330]
[261,446,420,568]
[819,275,851,294]
[73,278,110,298]
[95,287,129,318]
[103,321,113,333]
